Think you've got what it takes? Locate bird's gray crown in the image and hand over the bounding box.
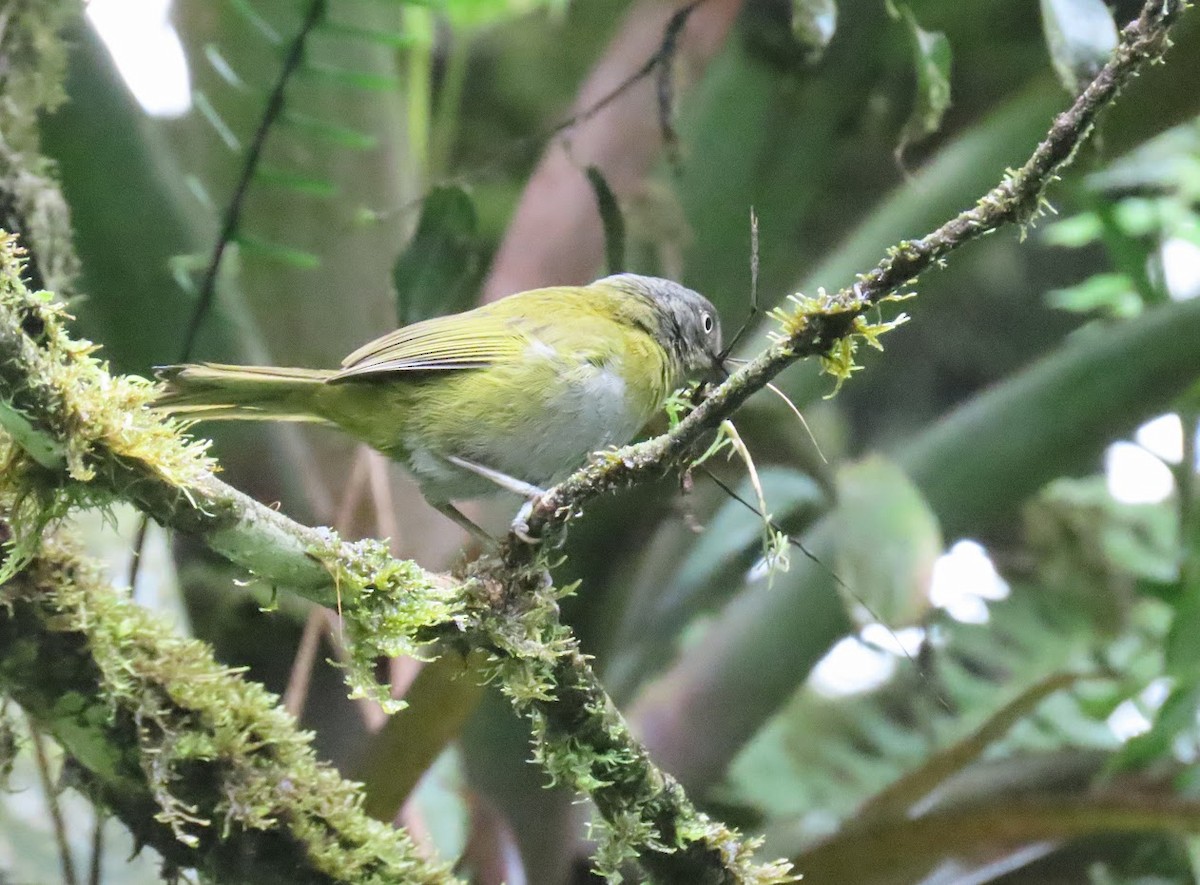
[599,273,722,374]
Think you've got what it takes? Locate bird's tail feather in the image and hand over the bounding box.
[155,363,333,423]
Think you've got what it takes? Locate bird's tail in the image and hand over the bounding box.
[155,363,334,423]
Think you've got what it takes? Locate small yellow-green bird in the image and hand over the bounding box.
[158,274,722,536]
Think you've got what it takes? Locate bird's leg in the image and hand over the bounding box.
[445,455,546,544]
[431,500,497,547]
[445,455,546,498]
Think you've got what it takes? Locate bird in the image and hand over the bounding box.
[157,273,723,539]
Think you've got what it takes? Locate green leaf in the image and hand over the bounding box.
[280,110,378,150]
[192,90,241,152]
[442,0,570,29]
[297,60,398,92]
[889,3,952,158]
[832,455,942,627]
[792,0,838,61]
[1046,272,1142,318]
[316,20,418,48]
[1040,0,1119,93]
[392,185,483,326]
[202,44,247,91]
[252,163,338,198]
[585,165,626,276]
[1166,580,1200,680]
[233,233,322,269]
[227,0,281,44]
[1043,212,1105,248]
[1024,477,1180,633]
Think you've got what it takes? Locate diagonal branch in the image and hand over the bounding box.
[0,542,457,885]
[0,237,789,883]
[508,0,1186,548]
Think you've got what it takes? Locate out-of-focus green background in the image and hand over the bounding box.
[7,0,1200,881]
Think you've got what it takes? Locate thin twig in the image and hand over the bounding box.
[88,810,103,885]
[179,0,328,361]
[29,718,79,885]
[283,609,324,718]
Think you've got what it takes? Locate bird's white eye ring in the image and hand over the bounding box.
[702,312,714,334]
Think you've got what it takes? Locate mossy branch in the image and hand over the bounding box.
[510,0,1187,547]
[0,241,788,882]
[0,538,456,885]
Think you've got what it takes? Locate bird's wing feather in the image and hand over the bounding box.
[332,310,527,380]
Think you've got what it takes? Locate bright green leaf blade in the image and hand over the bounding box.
[233,233,322,269]
[252,163,338,198]
[1046,271,1141,318]
[1040,0,1119,93]
[281,109,378,149]
[297,60,399,92]
[316,20,418,48]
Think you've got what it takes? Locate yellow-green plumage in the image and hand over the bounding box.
[158,275,721,507]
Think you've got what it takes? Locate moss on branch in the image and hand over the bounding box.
[0,234,788,882]
[0,537,456,885]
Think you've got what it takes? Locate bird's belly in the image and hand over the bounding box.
[404,363,650,501]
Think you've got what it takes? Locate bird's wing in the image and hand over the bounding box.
[331,310,528,381]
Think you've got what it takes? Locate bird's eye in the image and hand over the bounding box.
[702,312,714,334]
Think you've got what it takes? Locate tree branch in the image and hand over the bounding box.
[0,235,788,883]
[0,540,456,885]
[507,0,1186,548]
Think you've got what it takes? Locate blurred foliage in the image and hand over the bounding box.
[5,0,1200,881]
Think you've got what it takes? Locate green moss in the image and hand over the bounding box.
[0,234,215,575]
[0,537,456,884]
[309,531,466,712]
[0,1,80,295]
[768,287,911,397]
